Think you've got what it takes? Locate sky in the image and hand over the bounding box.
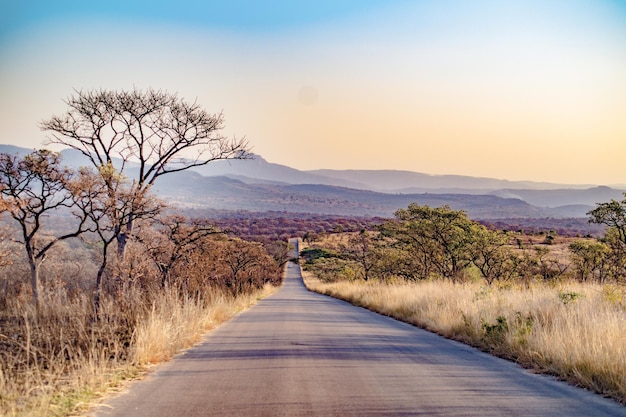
[1,0,625,185]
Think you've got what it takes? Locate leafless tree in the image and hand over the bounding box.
[219,239,272,295]
[67,166,162,315]
[0,150,90,307]
[138,213,223,288]
[41,88,250,258]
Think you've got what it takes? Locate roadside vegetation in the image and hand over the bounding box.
[0,89,283,417]
[301,199,626,404]
[3,87,625,414]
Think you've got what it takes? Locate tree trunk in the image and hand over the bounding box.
[94,245,109,318]
[117,232,128,259]
[160,267,170,289]
[26,244,40,310]
[117,213,135,259]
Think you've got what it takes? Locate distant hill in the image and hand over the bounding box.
[306,169,596,192]
[489,187,624,208]
[186,156,368,189]
[0,145,138,171]
[180,154,602,193]
[0,144,33,156]
[151,173,545,219]
[1,144,622,219]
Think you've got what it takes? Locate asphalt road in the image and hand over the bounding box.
[92,261,626,417]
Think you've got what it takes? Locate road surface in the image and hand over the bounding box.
[92,261,626,416]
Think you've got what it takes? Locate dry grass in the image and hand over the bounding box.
[132,285,277,365]
[0,284,279,417]
[303,270,626,404]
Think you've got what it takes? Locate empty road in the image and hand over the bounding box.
[92,262,626,416]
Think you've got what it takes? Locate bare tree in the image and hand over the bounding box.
[67,166,162,315]
[41,88,250,258]
[138,213,223,288]
[0,150,90,307]
[219,239,271,295]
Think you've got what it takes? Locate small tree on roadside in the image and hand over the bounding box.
[41,88,250,259]
[219,239,266,295]
[385,204,476,281]
[470,226,513,285]
[139,213,223,289]
[600,230,626,283]
[588,194,626,245]
[587,195,626,282]
[345,229,378,281]
[67,166,162,315]
[0,150,90,307]
[569,240,609,283]
[531,246,569,282]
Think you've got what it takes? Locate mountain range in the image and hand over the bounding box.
[1,144,623,219]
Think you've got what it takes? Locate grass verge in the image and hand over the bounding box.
[302,270,626,404]
[0,284,279,417]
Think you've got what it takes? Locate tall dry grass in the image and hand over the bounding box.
[303,271,626,404]
[0,283,278,417]
[132,285,276,365]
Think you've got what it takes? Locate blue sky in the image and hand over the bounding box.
[1,1,625,185]
[1,1,396,37]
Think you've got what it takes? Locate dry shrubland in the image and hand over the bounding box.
[0,226,282,417]
[0,90,285,416]
[3,104,626,414]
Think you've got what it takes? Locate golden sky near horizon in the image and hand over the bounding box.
[1,1,625,185]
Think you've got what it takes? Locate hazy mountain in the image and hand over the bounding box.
[490,187,624,208]
[0,145,138,171]
[307,169,596,192]
[0,144,608,192]
[0,144,33,156]
[153,174,606,219]
[0,144,621,219]
[186,155,369,189]
[151,173,546,219]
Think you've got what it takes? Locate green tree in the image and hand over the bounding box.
[470,226,513,285]
[600,230,626,283]
[587,195,626,282]
[588,194,626,244]
[345,230,377,281]
[383,204,476,280]
[569,240,609,283]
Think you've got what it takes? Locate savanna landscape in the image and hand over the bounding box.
[299,204,626,404]
[0,89,287,416]
[3,0,626,415]
[1,88,626,415]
